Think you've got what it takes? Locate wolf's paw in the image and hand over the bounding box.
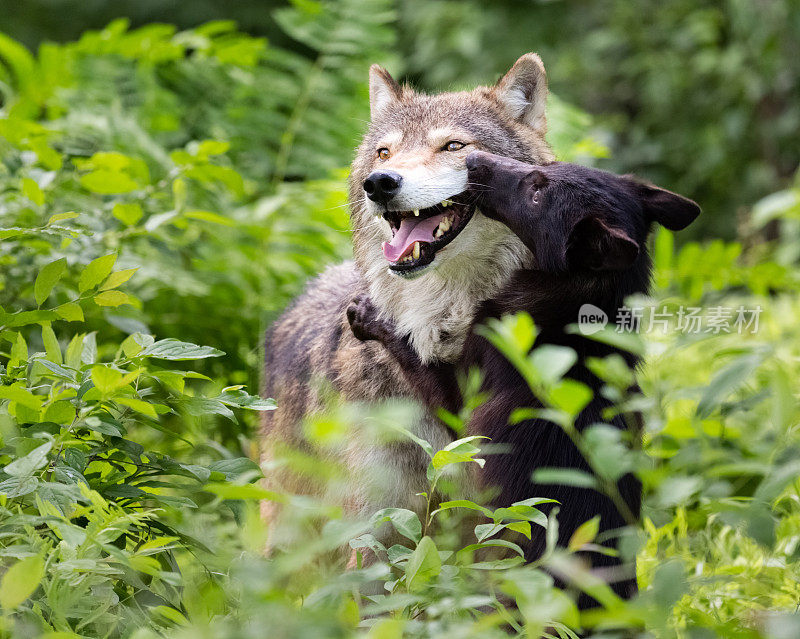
[347,295,387,342]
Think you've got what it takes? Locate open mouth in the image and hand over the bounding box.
[381,193,475,276]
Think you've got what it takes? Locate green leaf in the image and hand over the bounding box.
[9,333,27,366]
[100,268,138,290]
[431,448,484,470]
[218,389,277,411]
[568,515,600,550]
[41,323,62,364]
[752,188,800,227]
[696,352,764,418]
[507,312,537,352]
[393,425,434,458]
[47,211,78,225]
[35,358,76,381]
[55,303,84,322]
[203,483,285,502]
[64,334,84,368]
[460,539,526,558]
[506,521,532,539]
[81,332,97,364]
[548,379,593,417]
[22,177,44,206]
[93,290,130,307]
[80,170,139,194]
[112,202,144,226]
[34,258,67,306]
[366,619,405,639]
[142,339,224,360]
[0,476,39,498]
[115,396,158,418]
[404,536,441,591]
[0,31,35,86]
[91,365,125,394]
[151,605,189,626]
[208,458,260,480]
[529,345,576,386]
[566,323,645,357]
[4,441,52,477]
[121,332,154,358]
[195,140,230,156]
[179,397,235,422]
[0,555,44,610]
[372,508,422,543]
[78,254,117,293]
[583,424,630,482]
[3,309,59,328]
[533,467,599,490]
[754,459,800,503]
[430,499,493,519]
[184,210,235,226]
[350,534,388,560]
[475,522,505,542]
[42,400,76,425]
[492,503,549,528]
[0,384,43,410]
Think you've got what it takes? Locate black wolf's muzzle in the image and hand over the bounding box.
[466,150,545,218]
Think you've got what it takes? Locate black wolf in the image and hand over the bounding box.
[347,150,700,601]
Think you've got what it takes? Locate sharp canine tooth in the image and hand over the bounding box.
[413,209,419,216]
[412,241,420,260]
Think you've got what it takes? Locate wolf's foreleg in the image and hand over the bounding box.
[346,295,462,416]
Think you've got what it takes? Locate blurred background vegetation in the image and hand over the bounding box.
[1,1,799,637]
[3,0,799,239]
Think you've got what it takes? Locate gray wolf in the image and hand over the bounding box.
[261,54,553,552]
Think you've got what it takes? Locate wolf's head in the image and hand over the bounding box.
[349,54,554,363]
[465,150,701,274]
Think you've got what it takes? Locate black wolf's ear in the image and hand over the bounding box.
[369,65,402,119]
[494,53,548,135]
[567,216,640,271]
[637,182,701,231]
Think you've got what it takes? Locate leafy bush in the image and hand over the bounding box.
[1,4,800,638]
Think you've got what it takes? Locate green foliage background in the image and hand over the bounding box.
[0,1,798,637]
[5,0,799,239]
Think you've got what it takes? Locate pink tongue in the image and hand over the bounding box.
[382,213,446,262]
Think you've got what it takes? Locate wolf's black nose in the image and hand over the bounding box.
[364,171,402,204]
[465,151,493,187]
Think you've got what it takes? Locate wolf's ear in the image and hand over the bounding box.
[494,53,548,134]
[637,182,701,231]
[369,65,402,119]
[567,216,640,271]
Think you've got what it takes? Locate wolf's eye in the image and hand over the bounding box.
[443,141,466,152]
[377,148,391,161]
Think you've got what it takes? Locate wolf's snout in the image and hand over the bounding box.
[364,170,403,204]
[465,150,493,172]
[465,151,494,189]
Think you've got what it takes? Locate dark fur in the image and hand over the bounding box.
[347,151,700,604]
